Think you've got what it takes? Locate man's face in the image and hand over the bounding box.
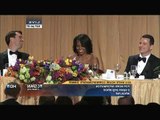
[138,37,153,55]
[14,32,24,49]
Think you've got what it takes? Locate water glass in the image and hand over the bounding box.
[130,65,137,78]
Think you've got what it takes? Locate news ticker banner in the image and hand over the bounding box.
[63,80,131,84]
[20,80,132,96]
[26,16,42,28]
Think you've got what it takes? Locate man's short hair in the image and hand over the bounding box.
[5,30,22,46]
[142,34,154,45]
[118,96,135,105]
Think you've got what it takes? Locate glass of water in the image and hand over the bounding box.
[130,65,137,78]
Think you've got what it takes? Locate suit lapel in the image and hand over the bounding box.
[141,55,153,75]
[17,51,21,59]
[133,55,139,65]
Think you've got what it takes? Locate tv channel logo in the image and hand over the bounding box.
[6,84,17,89]
[26,17,42,28]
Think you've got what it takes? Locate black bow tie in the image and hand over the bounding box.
[9,51,18,55]
[138,57,146,63]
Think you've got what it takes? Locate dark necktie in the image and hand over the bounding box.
[138,57,146,63]
[9,51,18,55]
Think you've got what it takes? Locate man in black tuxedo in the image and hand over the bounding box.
[125,34,160,79]
[0,30,29,75]
[0,82,21,105]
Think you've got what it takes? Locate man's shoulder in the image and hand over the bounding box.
[128,54,139,59]
[0,99,21,105]
[150,54,160,61]
[0,50,7,55]
[0,51,8,58]
[18,51,29,56]
[18,51,30,60]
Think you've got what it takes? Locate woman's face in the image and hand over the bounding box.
[76,40,86,55]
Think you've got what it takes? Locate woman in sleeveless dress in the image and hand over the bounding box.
[70,34,106,104]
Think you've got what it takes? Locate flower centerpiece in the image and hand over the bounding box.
[5,56,91,84]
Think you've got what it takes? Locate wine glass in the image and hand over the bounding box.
[92,64,99,71]
[114,64,121,75]
[3,63,9,76]
[130,65,137,78]
[91,64,99,77]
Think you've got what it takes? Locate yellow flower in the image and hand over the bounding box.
[72,72,78,77]
[29,56,34,60]
[65,58,70,65]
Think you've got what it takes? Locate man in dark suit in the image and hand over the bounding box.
[125,34,160,79]
[0,30,29,75]
[0,82,21,105]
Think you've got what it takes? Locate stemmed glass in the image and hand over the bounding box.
[130,65,137,78]
[3,63,9,76]
[114,64,121,75]
[91,64,99,77]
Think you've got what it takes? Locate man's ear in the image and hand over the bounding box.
[150,45,154,50]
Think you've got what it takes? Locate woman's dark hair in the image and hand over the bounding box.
[73,34,93,54]
[5,30,22,46]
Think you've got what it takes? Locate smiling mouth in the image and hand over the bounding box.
[78,49,83,52]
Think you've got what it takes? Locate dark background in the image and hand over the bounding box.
[0,0,160,14]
